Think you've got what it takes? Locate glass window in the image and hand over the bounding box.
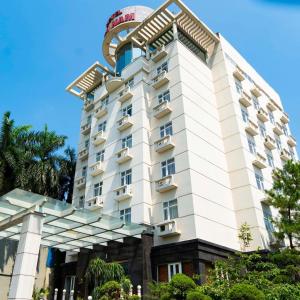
[94,182,103,197]
[275,135,282,150]
[161,158,176,177]
[235,79,243,95]
[86,93,94,101]
[98,121,107,132]
[268,110,275,125]
[282,125,289,136]
[84,139,90,148]
[168,263,182,281]
[120,208,131,224]
[125,78,134,88]
[258,122,266,138]
[252,96,260,110]
[266,151,275,168]
[157,62,168,74]
[122,135,132,149]
[163,199,178,221]
[96,150,105,162]
[262,203,274,234]
[82,166,87,178]
[121,169,132,186]
[241,105,249,123]
[87,115,92,124]
[289,146,295,160]
[158,90,170,104]
[79,196,85,208]
[160,122,173,138]
[254,168,264,190]
[101,96,109,107]
[122,104,132,117]
[247,135,256,154]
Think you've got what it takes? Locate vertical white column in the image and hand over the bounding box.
[8,213,43,300]
[172,21,178,40]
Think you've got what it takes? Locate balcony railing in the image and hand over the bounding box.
[152,71,169,89]
[151,45,168,63]
[75,177,86,190]
[239,91,252,107]
[267,99,277,111]
[154,135,175,153]
[257,108,269,122]
[252,152,267,169]
[81,123,91,135]
[85,196,103,210]
[245,119,258,136]
[90,161,104,177]
[287,135,296,147]
[280,148,291,161]
[117,115,133,131]
[78,148,89,161]
[273,122,283,136]
[280,112,289,124]
[157,220,180,237]
[251,85,261,97]
[115,147,132,164]
[92,131,106,146]
[84,99,94,112]
[118,86,133,103]
[153,100,172,119]
[105,75,123,93]
[155,175,177,193]
[94,105,108,119]
[233,67,245,81]
[264,135,276,150]
[115,185,132,201]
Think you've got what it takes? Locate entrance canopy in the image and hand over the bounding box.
[0,189,148,252]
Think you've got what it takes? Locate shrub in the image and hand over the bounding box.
[99,280,121,299]
[228,283,265,300]
[169,274,196,300]
[187,290,212,300]
[266,284,300,300]
[128,296,140,300]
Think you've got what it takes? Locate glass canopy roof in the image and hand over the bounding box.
[0,189,148,252]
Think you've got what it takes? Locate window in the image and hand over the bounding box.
[268,110,275,125]
[122,135,132,149]
[64,275,76,299]
[262,203,274,234]
[86,93,94,101]
[258,122,266,138]
[79,196,85,208]
[252,96,260,110]
[247,135,256,154]
[240,105,249,123]
[101,96,109,107]
[289,146,295,160]
[96,150,105,162]
[82,166,87,178]
[266,151,275,168]
[94,182,103,197]
[122,104,132,117]
[254,168,264,190]
[160,122,173,138]
[120,208,131,224]
[168,263,182,280]
[161,158,176,177]
[157,61,168,74]
[282,125,289,136]
[121,169,132,186]
[84,139,90,148]
[163,199,178,221]
[125,77,134,88]
[87,115,92,124]
[275,135,282,150]
[158,90,170,104]
[235,79,243,95]
[98,121,107,132]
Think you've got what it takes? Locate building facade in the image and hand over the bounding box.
[64,0,298,293]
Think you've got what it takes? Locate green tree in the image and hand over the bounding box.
[266,160,300,249]
[238,223,253,251]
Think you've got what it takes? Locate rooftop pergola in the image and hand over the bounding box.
[0,189,148,300]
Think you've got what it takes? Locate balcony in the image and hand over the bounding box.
[151,45,168,63]
[152,71,169,89]
[264,135,276,150]
[245,119,258,136]
[105,76,123,93]
[117,115,133,131]
[118,86,133,103]
[250,85,261,97]
[252,152,267,169]
[233,67,245,81]
[94,105,108,119]
[280,148,291,161]
[81,123,91,135]
[257,108,269,122]
[273,122,283,135]
[115,147,132,164]
[75,177,86,190]
[280,112,289,124]
[155,175,177,193]
[157,220,180,237]
[115,185,132,202]
[90,161,104,177]
[239,91,252,107]
[154,135,175,153]
[84,99,94,112]
[287,135,296,147]
[92,131,106,146]
[153,100,172,119]
[78,148,89,161]
[85,196,103,210]
[267,100,277,111]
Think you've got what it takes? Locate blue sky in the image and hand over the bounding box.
[0,0,299,149]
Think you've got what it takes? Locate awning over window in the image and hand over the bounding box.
[0,189,148,252]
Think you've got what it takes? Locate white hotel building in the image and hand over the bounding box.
[63,0,297,289]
